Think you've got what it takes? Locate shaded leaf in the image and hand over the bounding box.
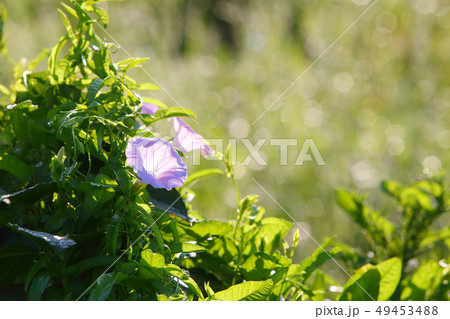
[88,273,117,301]
[146,184,189,221]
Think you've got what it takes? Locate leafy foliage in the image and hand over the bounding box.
[0,0,332,301]
[335,175,449,300]
[0,0,448,301]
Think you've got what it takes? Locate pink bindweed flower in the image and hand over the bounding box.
[135,102,214,158]
[126,137,187,190]
[135,103,159,115]
[172,117,215,158]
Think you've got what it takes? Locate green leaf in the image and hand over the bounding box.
[335,189,396,248]
[335,189,360,215]
[339,264,380,301]
[112,166,131,194]
[93,7,109,27]
[180,221,233,240]
[419,227,450,250]
[67,255,117,276]
[180,277,204,300]
[381,180,403,196]
[376,257,402,301]
[298,238,341,281]
[249,218,292,255]
[57,9,75,42]
[241,253,280,281]
[28,275,51,301]
[142,97,168,108]
[87,78,103,104]
[312,271,325,301]
[204,282,215,297]
[183,169,224,188]
[137,82,160,90]
[146,184,189,221]
[213,279,273,301]
[117,58,149,71]
[239,194,259,214]
[0,4,7,56]
[83,187,115,212]
[414,180,443,198]
[152,107,197,122]
[0,244,38,289]
[61,2,78,19]
[170,242,206,254]
[139,250,165,280]
[204,236,239,263]
[163,264,204,299]
[401,261,447,300]
[25,258,48,293]
[7,223,76,252]
[339,258,401,301]
[88,273,117,301]
[0,154,35,179]
[0,183,56,204]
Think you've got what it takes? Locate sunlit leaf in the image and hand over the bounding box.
[7,223,76,251]
[213,279,273,301]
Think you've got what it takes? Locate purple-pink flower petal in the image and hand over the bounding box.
[172,117,214,158]
[126,137,187,190]
[135,103,159,115]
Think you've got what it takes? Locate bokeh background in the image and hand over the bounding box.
[1,0,449,264]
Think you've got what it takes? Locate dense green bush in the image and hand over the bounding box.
[0,0,448,301]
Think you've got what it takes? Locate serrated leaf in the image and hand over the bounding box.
[87,78,103,104]
[214,279,273,301]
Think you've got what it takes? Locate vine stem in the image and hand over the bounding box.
[232,175,242,241]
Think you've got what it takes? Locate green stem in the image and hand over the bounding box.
[232,175,243,241]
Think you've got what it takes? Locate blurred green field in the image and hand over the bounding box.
[1,0,449,262]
